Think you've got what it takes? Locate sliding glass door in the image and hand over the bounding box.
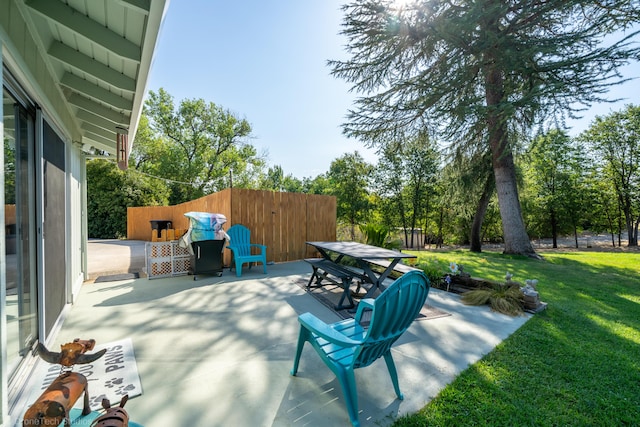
[3,86,38,376]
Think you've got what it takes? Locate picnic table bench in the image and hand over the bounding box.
[304,241,418,310]
[304,258,369,310]
[363,258,421,275]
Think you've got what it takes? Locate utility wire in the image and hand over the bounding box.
[127,167,200,187]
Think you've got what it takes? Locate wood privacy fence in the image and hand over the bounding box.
[127,188,336,264]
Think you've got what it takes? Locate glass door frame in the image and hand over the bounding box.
[2,75,40,389]
[15,101,37,361]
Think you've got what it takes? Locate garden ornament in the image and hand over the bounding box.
[23,339,106,426]
[91,395,130,427]
[36,338,107,367]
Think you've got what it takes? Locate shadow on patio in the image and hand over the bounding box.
[18,257,530,426]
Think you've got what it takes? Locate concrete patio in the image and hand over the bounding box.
[21,241,530,426]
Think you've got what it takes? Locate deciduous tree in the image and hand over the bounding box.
[374,132,439,248]
[259,165,304,192]
[522,129,585,248]
[580,105,640,246]
[134,88,265,204]
[327,152,373,240]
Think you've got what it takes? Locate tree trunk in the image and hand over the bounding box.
[423,195,430,249]
[622,196,638,246]
[437,207,444,249]
[551,208,558,248]
[603,201,616,247]
[618,204,623,247]
[484,65,536,257]
[493,164,535,255]
[396,195,410,247]
[410,178,424,249]
[628,216,639,246]
[470,173,494,253]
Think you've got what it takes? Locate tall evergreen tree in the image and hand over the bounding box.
[330,0,640,256]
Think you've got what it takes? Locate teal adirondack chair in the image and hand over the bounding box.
[291,270,430,427]
[225,224,267,277]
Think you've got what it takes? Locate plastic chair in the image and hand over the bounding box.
[290,270,430,427]
[225,224,267,277]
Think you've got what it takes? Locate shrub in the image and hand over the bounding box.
[416,260,447,285]
[359,223,402,249]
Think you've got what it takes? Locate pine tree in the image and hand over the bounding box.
[331,0,640,255]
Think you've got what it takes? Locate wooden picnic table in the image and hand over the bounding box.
[305,241,417,302]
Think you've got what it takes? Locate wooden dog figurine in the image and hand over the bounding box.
[22,339,107,426]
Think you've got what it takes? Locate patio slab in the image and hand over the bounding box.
[18,259,530,426]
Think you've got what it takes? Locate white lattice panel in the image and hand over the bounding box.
[149,260,172,278]
[173,244,191,257]
[146,241,192,279]
[172,258,191,275]
[149,241,172,258]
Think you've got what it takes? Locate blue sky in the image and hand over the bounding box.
[147,1,640,179]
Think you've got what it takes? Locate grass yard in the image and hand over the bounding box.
[394,249,640,426]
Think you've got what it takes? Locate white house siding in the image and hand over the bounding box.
[1,0,167,423]
[1,1,87,424]
[67,147,86,298]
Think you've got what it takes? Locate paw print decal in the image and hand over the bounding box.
[115,383,136,396]
[105,377,137,396]
[105,377,124,388]
[90,393,108,407]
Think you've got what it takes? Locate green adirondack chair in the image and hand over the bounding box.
[225,224,267,277]
[291,270,431,427]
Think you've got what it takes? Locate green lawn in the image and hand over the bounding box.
[395,249,640,426]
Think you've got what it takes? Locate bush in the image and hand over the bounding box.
[87,160,169,238]
[415,259,447,285]
[359,223,403,249]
